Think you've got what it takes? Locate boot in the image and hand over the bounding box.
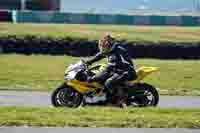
[117,89,128,108]
[118,98,128,108]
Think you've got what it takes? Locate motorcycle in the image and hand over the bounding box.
[51,60,159,108]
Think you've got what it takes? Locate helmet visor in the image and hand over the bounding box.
[98,39,112,53]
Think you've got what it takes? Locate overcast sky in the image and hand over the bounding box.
[60,0,196,14]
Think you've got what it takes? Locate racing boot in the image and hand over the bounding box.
[117,89,128,108]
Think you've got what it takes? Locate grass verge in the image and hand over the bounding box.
[0,106,199,128]
[0,54,200,96]
[1,23,200,42]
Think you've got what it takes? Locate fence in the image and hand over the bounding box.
[13,11,200,26]
[1,10,200,26]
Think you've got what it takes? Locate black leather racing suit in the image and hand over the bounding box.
[87,43,137,102]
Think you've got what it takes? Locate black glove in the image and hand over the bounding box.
[85,60,92,66]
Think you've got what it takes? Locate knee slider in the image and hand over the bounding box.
[105,79,113,89]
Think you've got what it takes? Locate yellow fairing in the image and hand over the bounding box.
[67,65,158,93]
[129,66,159,83]
[66,80,103,93]
[91,64,107,74]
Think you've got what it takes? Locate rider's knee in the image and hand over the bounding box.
[105,79,114,90]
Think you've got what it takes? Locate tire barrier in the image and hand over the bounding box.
[0,35,200,59]
[0,45,3,53]
[0,36,99,56]
[0,10,12,22]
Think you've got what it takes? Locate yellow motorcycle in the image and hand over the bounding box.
[51,60,159,107]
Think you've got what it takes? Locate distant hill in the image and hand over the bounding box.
[60,0,200,14]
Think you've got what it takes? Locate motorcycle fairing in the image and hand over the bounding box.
[129,66,159,84]
[92,64,159,83]
[66,79,104,94]
[66,65,158,94]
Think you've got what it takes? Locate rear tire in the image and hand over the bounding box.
[128,83,159,107]
[51,83,83,108]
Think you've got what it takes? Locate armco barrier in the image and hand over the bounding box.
[12,11,200,26]
[0,36,200,59]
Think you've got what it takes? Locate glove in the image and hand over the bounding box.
[85,60,92,66]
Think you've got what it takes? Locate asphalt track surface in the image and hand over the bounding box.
[0,91,200,108]
[0,127,200,133]
[0,91,200,132]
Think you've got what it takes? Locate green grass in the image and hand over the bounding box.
[0,106,199,128]
[0,54,200,96]
[1,23,200,42]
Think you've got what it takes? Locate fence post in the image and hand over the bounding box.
[12,10,17,23]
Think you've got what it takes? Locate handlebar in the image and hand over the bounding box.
[80,59,90,72]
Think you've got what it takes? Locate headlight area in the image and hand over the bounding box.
[65,70,88,81]
[64,71,77,80]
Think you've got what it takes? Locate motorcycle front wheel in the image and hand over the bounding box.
[51,83,83,108]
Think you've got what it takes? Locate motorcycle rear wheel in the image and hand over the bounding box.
[128,83,159,107]
[51,83,83,108]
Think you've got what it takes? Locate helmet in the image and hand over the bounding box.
[98,34,114,53]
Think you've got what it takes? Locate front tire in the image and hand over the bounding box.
[51,83,83,108]
[128,83,159,107]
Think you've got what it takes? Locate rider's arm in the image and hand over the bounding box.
[86,52,105,65]
[88,63,114,82]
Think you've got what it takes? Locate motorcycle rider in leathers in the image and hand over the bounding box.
[86,34,137,107]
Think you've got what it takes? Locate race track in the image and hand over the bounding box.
[0,91,200,132]
[0,91,200,108]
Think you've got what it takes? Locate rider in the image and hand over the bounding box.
[86,34,137,107]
